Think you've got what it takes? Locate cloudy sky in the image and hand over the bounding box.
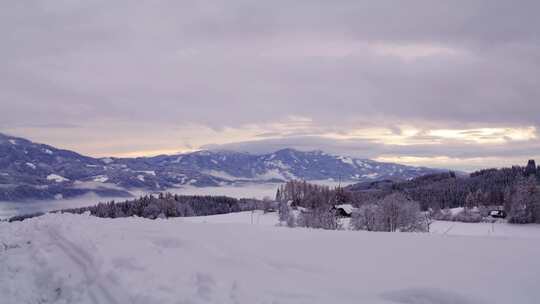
[1,0,539,171]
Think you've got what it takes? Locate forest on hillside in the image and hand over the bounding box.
[275,160,540,227]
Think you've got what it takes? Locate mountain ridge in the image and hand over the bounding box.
[0,132,443,201]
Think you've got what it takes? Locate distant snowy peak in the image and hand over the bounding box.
[136,148,441,185]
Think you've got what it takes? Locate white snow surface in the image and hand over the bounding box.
[429,220,540,239]
[101,158,113,164]
[1,212,540,304]
[337,155,354,165]
[137,170,156,176]
[46,174,69,183]
[362,173,379,179]
[449,207,465,216]
[92,175,109,183]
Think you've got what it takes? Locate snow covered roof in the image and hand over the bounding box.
[334,204,355,214]
[490,210,505,216]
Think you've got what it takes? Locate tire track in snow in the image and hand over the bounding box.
[47,226,125,304]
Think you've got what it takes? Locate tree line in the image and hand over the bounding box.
[392,160,540,224]
[275,160,540,229]
[59,193,274,219]
[7,193,271,222]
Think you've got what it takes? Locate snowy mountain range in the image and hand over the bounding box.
[0,133,441,201]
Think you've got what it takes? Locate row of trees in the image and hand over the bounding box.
[404,170,540,224]
[351,161,540,224]
[384,161,539,214]
[59,193,268,219]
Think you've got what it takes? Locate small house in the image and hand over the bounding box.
[489,210,506,219]
[332,204,355,217]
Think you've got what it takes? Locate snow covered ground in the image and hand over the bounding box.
[2,212,540,304]
[183,210,281,226]
[430,220,540,239]
[184,211,540,238]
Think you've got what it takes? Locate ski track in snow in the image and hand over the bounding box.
[46,226,125,304]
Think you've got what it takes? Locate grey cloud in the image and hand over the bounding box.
[8,123,81,129]
[0,0,539,167]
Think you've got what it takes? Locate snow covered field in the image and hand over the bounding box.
[430,220,540,239]
[2,212,540,304]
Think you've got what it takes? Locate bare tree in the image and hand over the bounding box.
[351,192,426,232]
[278,201,291,224]
[296,206,341,230]
[351,204,378,231]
